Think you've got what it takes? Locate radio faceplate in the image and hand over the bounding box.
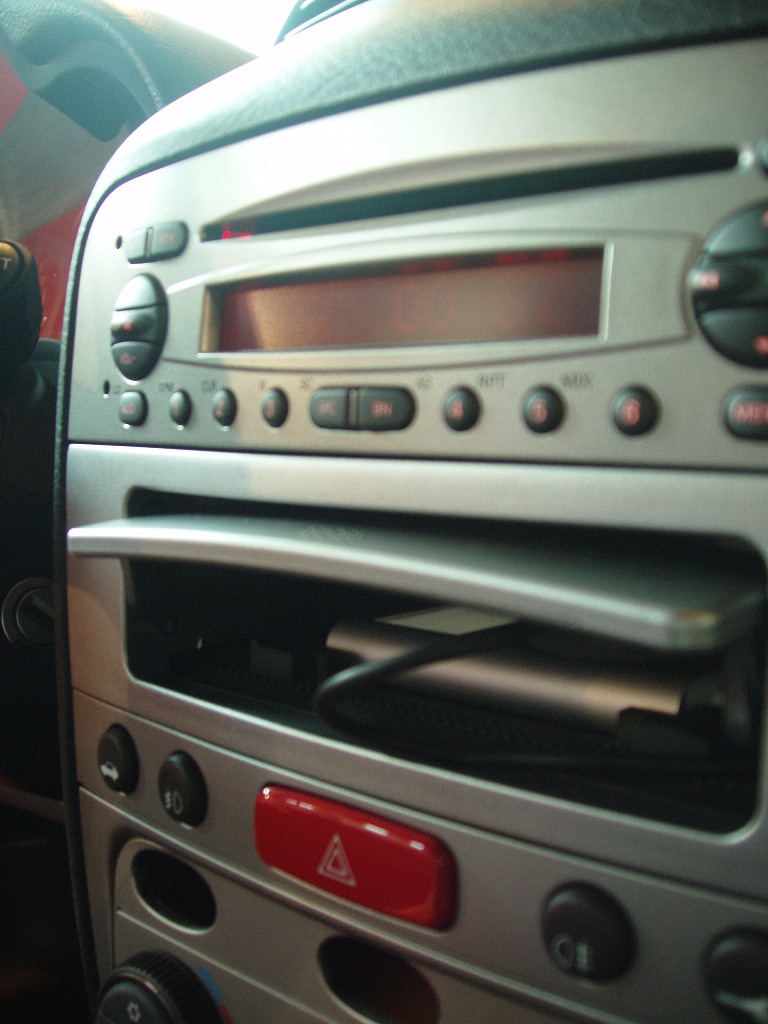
[67,39,768,470]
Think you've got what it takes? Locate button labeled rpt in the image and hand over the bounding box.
[255,786,456,928]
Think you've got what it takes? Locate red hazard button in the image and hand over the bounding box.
[254,786,456,928]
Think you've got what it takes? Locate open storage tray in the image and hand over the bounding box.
[68,497,766,832]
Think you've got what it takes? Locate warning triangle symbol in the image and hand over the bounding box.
[318,833,357,888]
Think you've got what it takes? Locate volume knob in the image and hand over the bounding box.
[96,951,221,1024]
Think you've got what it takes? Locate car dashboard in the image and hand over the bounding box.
[52,2,768,1022]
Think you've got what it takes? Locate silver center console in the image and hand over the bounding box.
[61,29,768,1024]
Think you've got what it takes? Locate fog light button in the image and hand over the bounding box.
[158,752,207,827]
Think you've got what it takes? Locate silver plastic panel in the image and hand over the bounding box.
[78,707,768,1024]
[65,33,768,1024]
[111,841,569,1024]
[66,444,768,890]
[67,513,763,651]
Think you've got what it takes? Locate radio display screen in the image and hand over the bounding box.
[214,248,603,353]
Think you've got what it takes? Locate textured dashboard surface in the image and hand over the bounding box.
[85,0,768,196]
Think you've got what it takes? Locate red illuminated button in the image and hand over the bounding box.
[310,389,349,429]
[613,386,658,436]
[255,786,456,928]
[357,388,415,431]
[523,386,564,433]
[444,387,480,432]
[724,388,768,440]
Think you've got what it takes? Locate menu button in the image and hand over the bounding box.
[724,388,768,439]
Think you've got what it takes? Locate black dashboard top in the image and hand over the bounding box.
[90,0,768,200]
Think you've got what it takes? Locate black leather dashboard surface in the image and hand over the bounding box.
[88,0,768,200]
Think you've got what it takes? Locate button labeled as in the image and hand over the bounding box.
[255,786,456,928]
[311,389,349,429]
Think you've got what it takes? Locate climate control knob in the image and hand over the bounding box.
[95,951,221,1024]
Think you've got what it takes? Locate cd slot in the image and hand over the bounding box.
[68,506,766,831]
[202,148,738,240]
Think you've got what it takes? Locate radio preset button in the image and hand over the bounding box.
[212,388,237,427]
[358,388,414,431]
[311,389,349,429]
[169,390,192,426]
[444,387,480,432]
[262,388,289,428]
[523,387,564,433]
[613,387,658,436]
[118,391,148,426]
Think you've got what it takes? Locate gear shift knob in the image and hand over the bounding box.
[0,241,42,386]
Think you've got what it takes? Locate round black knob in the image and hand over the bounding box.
[96,951,221,1024]
[0,240,42,385]
[704,929,768,1023]
[158,752,208,827]
[542,883,634,982]
[97,724,139,794]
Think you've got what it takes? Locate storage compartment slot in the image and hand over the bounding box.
[319,936,440,1024]
[132,850,216,930]
[68,501,766,831]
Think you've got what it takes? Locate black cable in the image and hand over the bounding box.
[314,619,529,731]
[314,619,746,774]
